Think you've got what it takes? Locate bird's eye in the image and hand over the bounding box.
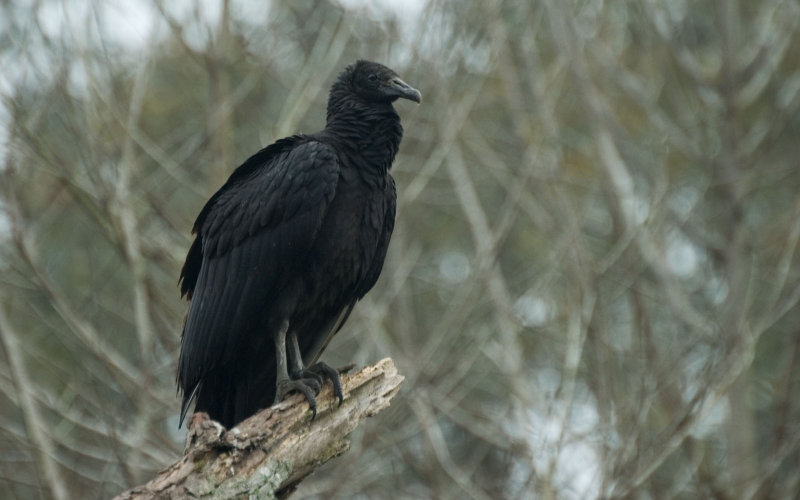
[368,73,378,82]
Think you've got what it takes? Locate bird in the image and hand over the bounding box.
[177,60,420,429]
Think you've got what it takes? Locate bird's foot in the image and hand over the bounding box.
[291,368,323,390]
[274,378,319,418]
[304,362,344,405]
[275,363,343,419]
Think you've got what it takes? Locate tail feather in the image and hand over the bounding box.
[182,352,277,429]
[178,382,201,428]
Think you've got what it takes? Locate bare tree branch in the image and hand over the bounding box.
[113,358,403,500]
[0,304,69,500]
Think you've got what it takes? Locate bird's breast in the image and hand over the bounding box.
[304,172,388,302]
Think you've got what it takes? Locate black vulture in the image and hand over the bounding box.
[177,60,420,428]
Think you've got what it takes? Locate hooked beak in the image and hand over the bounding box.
[387,77,421,103]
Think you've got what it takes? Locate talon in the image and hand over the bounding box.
[274,379,318,418]
[307,362,344,405]
[308,398,317,419]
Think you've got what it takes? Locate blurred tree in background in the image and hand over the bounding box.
[1,0,799,498]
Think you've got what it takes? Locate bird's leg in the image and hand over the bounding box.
[273,319,318,417]
[275,319,290,381]
[288,331,344,406]
[287,330,322,393]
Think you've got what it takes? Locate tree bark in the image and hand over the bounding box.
[114,358,404,499]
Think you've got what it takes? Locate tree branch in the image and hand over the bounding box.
[114,358,404,499]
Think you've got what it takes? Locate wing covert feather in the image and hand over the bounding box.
[178,140,340,406]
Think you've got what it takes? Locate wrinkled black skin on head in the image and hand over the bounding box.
[177,61,417,428]
[346,60,421,103]
[327,61,420,124]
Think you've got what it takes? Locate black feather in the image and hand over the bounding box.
[177,61,419,428]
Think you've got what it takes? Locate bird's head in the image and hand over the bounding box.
[340,60,421,104]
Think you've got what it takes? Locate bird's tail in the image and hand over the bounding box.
[178,383,201,428]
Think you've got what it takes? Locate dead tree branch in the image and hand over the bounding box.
[114,358,404,500]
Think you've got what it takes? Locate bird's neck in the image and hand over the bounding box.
[323,99,404,172]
